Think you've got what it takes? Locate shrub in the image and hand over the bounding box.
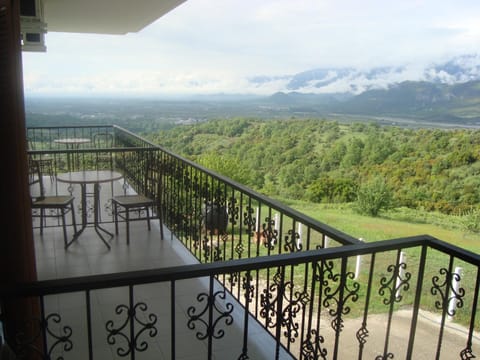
[355,177,394,216]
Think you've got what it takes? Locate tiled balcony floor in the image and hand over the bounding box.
[31,176,291,360]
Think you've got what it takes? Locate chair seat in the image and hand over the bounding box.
[112,193,163,244]
[29,162,77,248]
[32,196,74,207]
[112,195,154,207]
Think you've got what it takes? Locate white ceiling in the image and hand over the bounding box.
[43,0,186,34]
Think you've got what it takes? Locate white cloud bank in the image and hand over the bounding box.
[22,0,480,96]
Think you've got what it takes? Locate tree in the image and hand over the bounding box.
[306,177,357,203]
[341,137,364,167]
[363,133,396,165]
[355,177,394,216]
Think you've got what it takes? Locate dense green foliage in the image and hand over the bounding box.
[354,176,394,216]
[148,118,480,215]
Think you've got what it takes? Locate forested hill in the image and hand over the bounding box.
[148,118,480,214]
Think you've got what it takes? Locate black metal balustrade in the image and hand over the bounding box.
[26,125,359,257]
[0,125,477,359]
[1,236,480,359]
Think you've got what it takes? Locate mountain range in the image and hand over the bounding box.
[251,54,480,95]
[253,54,480,125]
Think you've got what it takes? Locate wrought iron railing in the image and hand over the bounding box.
[12,125,479,359]
[26,125,359,254]
[1,235,480,359]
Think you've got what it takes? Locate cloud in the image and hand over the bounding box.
[22,0,480,96]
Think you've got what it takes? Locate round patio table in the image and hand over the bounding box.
[57,170,123,249]
[54,138,91,170]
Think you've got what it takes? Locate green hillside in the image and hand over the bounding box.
[148,118,480,215]
[339,80,480,121]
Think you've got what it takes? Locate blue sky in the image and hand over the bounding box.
[22,0,480,96]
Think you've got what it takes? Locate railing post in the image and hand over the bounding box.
[297,222,302,249]
[396,251,406,300]
[354,238,364,280]
[274,213,279,233]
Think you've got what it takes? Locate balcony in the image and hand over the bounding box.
[1,125,479,359]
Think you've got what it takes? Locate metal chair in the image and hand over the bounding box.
[112,159,164,244]
[29,160,78,248]
[28,138,55,182]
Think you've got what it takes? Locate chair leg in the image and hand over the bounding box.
[48,162,54,182]
[61,209,68,247]
[126,208,130,245]
[146,206,151,231]
[97,188,102,222]
[40,209,45,235]
[71,203,78,234]
[114,202,119,235]
[159,208,164,240]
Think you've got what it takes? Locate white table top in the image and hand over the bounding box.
[57,170,123,185]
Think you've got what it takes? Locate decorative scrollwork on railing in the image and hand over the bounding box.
[283,290,310,342]
[214,236,225,262]
[261,217,278,250]
[182,168,193,193]
[86,198,94,220]
[431,267,465,316]
[105,302,158,357]
[284,228,302,253]
[322,260,360,332]
[228,272,239,287]
[227,197,239,227]
[234,241,245,257]
[260,269,310,343]
[460,347,475,359]
[201,236,213,261]
[104,198,114,216]
[242,272,255,304]
[243,206,256,233]
[187,289,234,340]
[356,324,369,345]
[379,262,411,305]
[197,180,211,201]
[301,329,328,360]
[213,188,226,206]
[44,314,73,359]
[181,212,196,239]
[375,353,394,360]
[260,275,276,327]
[201,234,224,262]
[13,313,73,360]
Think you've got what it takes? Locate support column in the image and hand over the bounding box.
[0,0,39,353]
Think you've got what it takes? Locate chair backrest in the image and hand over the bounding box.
[28,159,45,199]
[144,156,159,199]
[93,132,114,148]
[27,137,34,150]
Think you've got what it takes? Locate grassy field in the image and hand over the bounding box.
[272,200,480,327]
[282,200,480,253]
[206,200,480,335]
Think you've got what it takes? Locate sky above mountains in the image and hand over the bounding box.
[23,0,480,97]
